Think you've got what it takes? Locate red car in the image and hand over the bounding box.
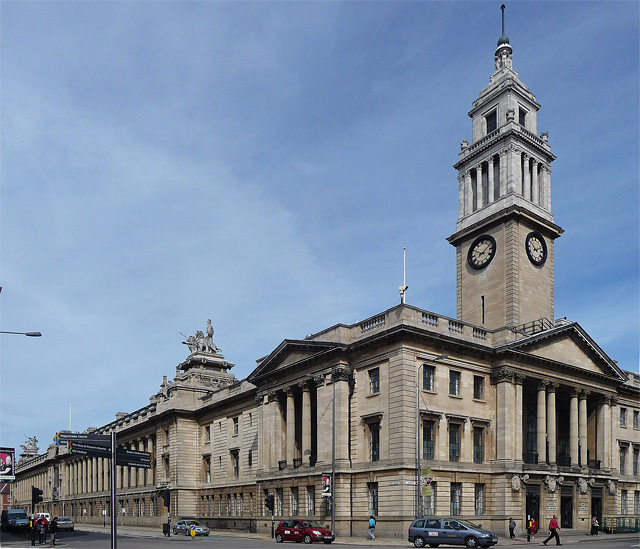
[275,519,335,544]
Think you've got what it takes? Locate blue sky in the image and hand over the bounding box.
[1,1,638,457]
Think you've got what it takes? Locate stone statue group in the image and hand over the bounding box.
[181,319,221,354]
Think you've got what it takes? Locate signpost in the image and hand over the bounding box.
[56,432,153,549]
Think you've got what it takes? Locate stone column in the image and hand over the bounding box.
[522,154,531,200]
[458,173,465,217]
[514,148,522,195]
[579,390,589,467]
[597,396,609,467]
[300,382,312,466]
[537,381,548,464]
[499,149,508,196]
[462,419,473,463]
[531,160,539,205]
[570,388,579,466]
[546,383,558,464]
[437,416,448,461]
[286,387,296,466]
[514,374,524,462]
[265,391,278,469]
[333,365,351,466]
[476,165,483,209]
[542,165,552,211]
[487,157,495,203]
[138,439,145,486]
[495,368,514,461]
[98,458,103,492]
[464,170,472,215]
[92,457,98,493]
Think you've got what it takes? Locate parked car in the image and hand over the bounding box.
[408,517,498,548]
[1,509,29,532]
[275,519,335,544]
[172,519,210,536]
[56,517,75,531]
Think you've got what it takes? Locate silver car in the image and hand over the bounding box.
[172,519,210,536]
[408,517,498,548]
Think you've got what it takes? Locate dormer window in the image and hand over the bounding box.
[485,110,497,133]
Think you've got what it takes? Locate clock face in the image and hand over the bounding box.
[525,231,547,266]
[467,235,497,270]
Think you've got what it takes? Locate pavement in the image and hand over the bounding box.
[61,524,640,546]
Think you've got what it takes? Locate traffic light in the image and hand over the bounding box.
[264,494,274,512]
[161,488,170,508]
[31,486,43,506]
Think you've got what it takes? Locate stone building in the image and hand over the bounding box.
[12,22,640,540]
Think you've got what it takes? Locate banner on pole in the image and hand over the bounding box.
[321,474,331,498]
[420,466,432,497]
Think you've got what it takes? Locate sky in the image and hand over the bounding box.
[1,1,638,459]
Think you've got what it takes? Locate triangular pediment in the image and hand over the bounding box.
[247,339,344,383]
[499,322,627,382]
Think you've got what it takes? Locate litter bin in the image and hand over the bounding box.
[162,523,170,536]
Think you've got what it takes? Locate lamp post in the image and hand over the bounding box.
[416,354,447,517]
[0,331,42,336]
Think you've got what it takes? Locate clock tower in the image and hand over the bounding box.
[447,29,563,330]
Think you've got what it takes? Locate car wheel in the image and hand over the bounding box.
[275,533,284,543]
[465,536,479,548]
[413,536,426,548]
[304,533,313,544]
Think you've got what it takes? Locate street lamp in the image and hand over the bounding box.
[0,331,42,336]
[417,353,448,517]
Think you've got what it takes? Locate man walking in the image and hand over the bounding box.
[368,515,376,540]
[542,514,561,546]
[509,518,516,538]
[50,517,58,546]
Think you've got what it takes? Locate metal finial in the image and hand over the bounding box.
[501,4,506,36]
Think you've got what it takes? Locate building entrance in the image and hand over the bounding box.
[526,485,540,523]
[560,486,573,528]
[591,487,602,526]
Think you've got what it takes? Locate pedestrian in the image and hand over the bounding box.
[36,518,44,544]
[531,518,539,539]
[50,517,58,546]
[590,516,599,536]
[41,516,48,544]
[368,515,376,540]
[542,514,561,546]
[509,517,516,538]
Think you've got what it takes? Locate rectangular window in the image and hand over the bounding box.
[240,493,244,516]
[204,425,211,442]
[204,457,211,483]
[423,420,435,460]
[475,484,484,516]
[634,410,639,429]
[227,494,232,516]
[449,424,460,462]
[276,488,283,516]
[620,448,626,475]
[248,449,253,468]
[368,482,379,516]
[232,451,240,479]
[233,416,239,435]
[621,490,628,515]
[635,491,639,515]
[291,487,299,516]
[369,422,380,461]
[486,110,497,133]
[450,483,461,516]
[307,486,315,516]
[519,108,527,127]
[449,371,461,396]
[263,489,269,517]
[473,376,484,400]
[422,482,436,516]
[369,368,380,394]
[621,408,627,427]
[634,449,639,476]
[423,365,435,391]
[473,427,483,464]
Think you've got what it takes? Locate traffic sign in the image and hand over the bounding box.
[68,442,152,468]
[56,432,111,445]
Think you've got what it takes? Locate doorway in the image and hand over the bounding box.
[560,486,573,528]
[526,485,540,524]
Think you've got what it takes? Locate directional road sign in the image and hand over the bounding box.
[68,442,153,468]
[56,432,111,446]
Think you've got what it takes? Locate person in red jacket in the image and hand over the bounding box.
[542,514,561,546]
